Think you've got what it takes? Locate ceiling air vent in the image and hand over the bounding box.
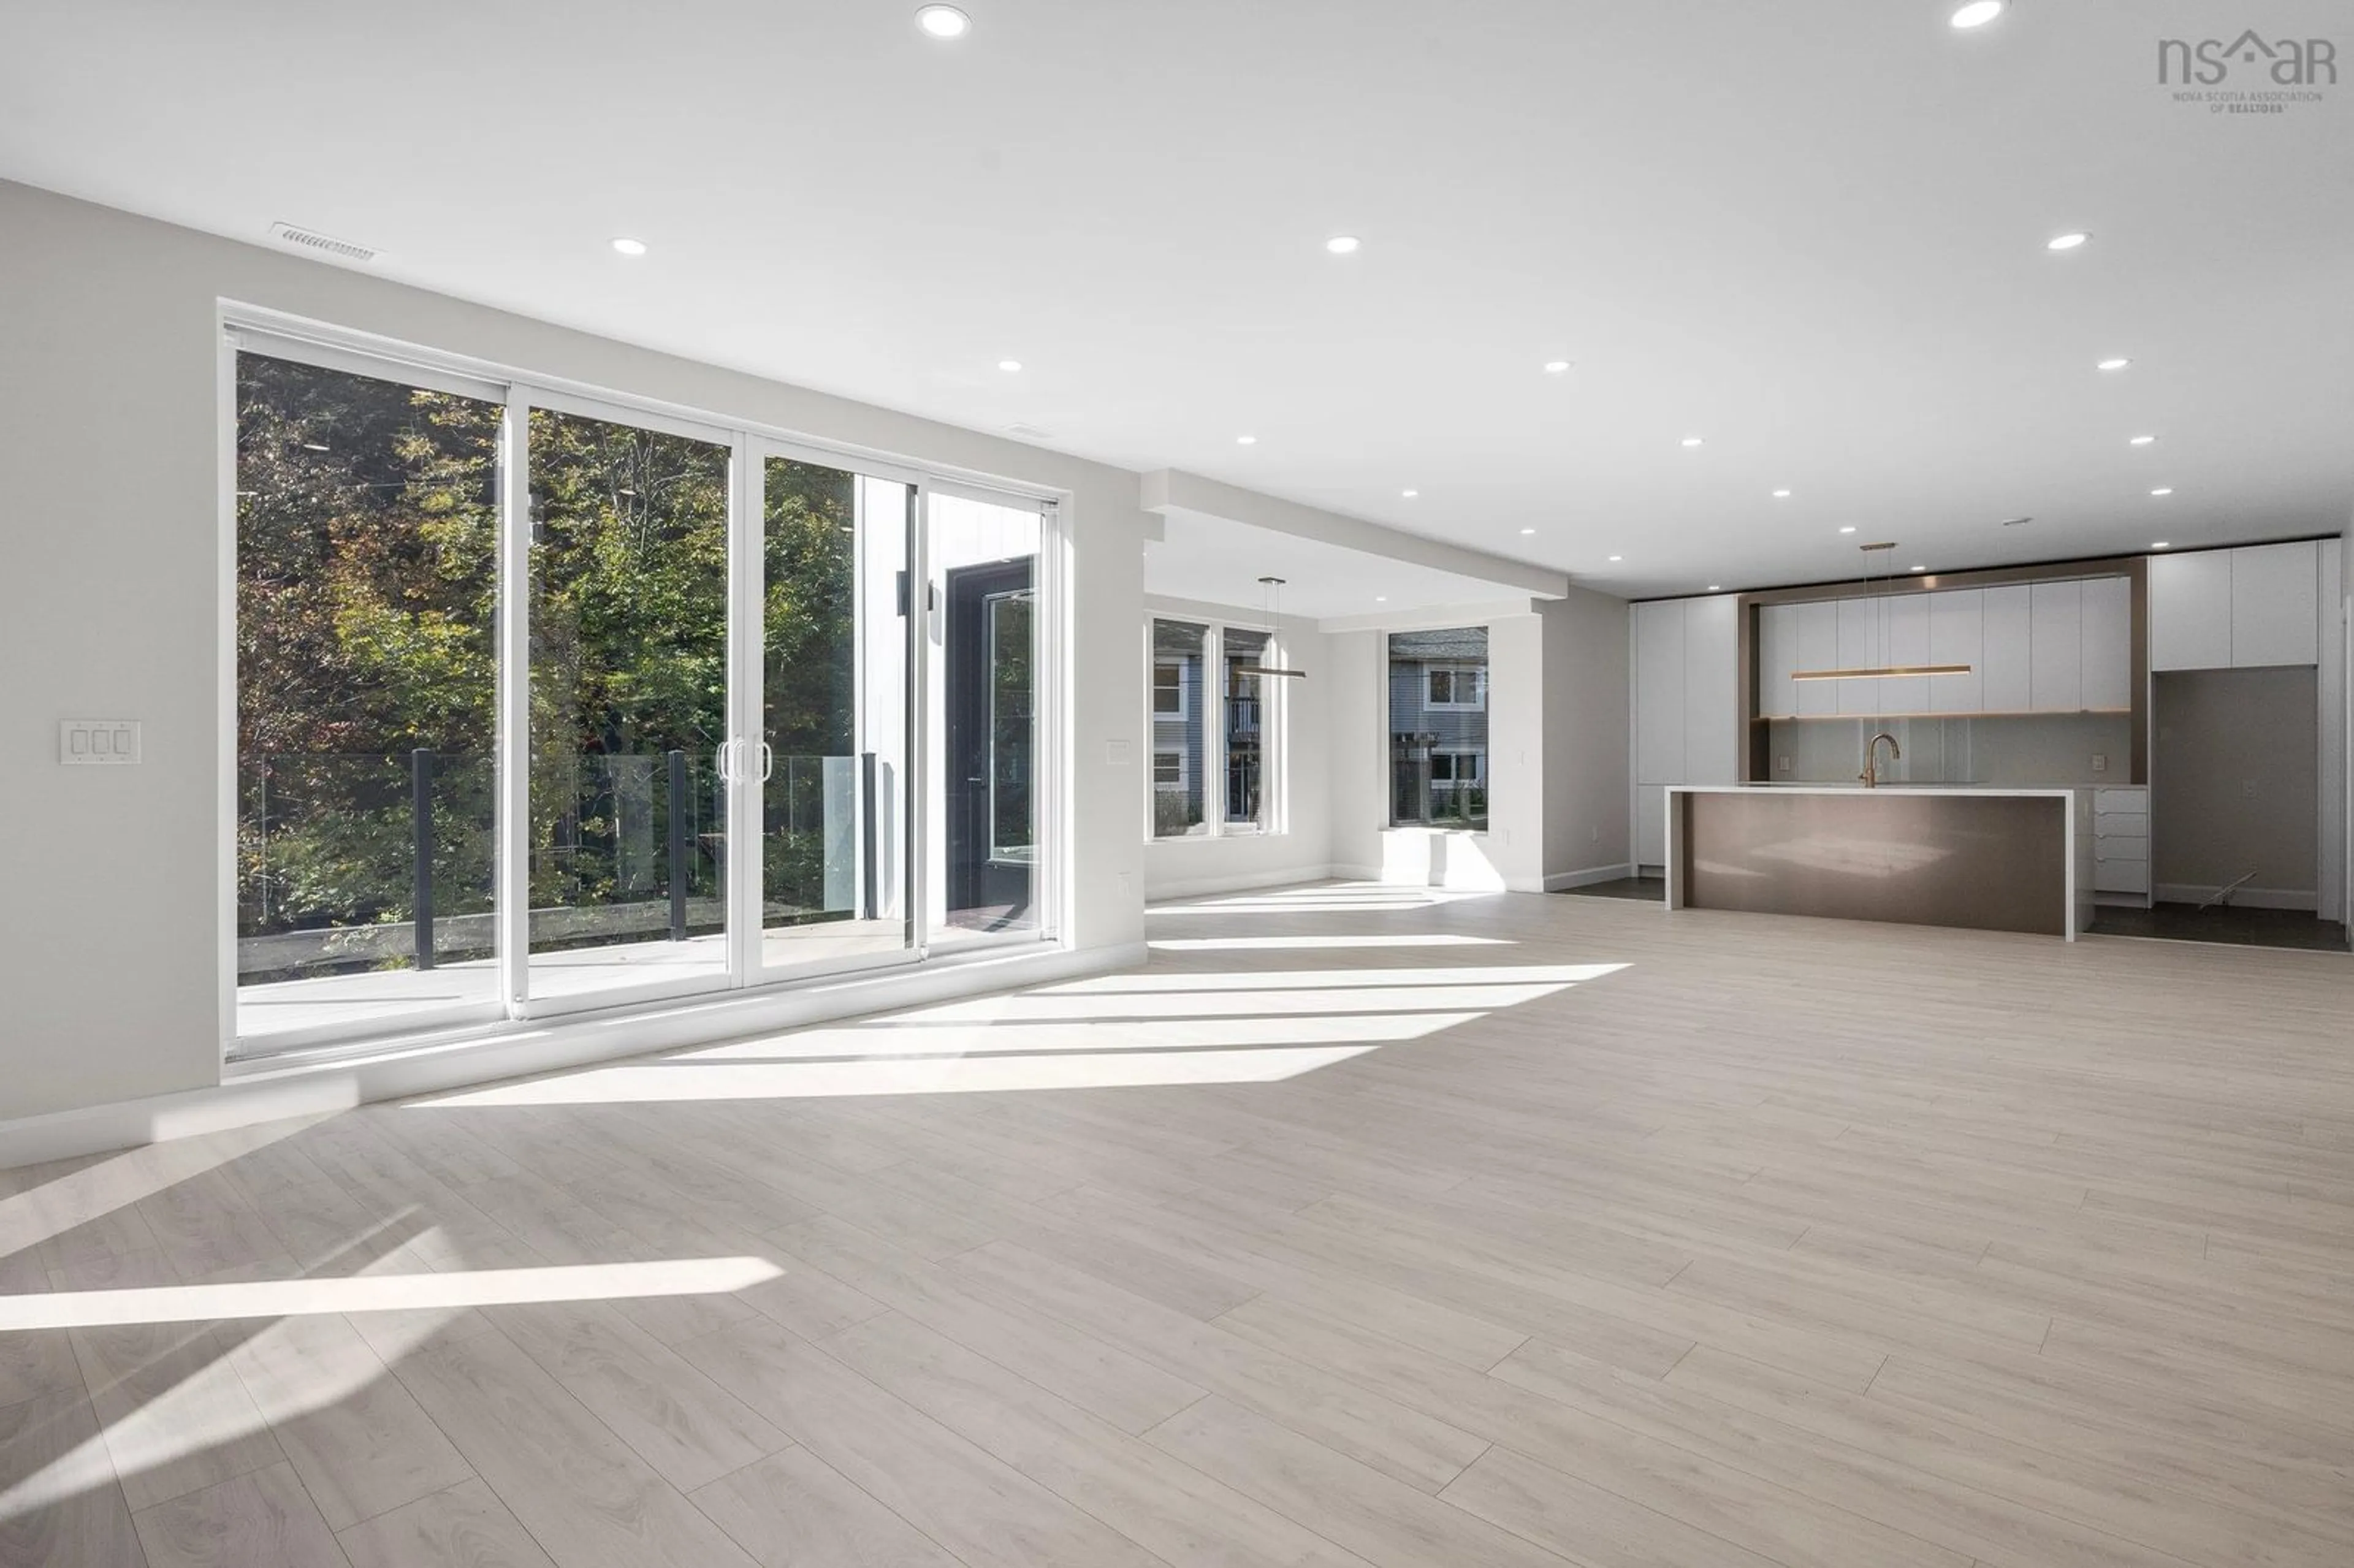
[267,221,378,263]
[1005,422,1056,441]
[2001,516,2033,527]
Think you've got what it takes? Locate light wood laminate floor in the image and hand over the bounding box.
[6,882,2353,1567]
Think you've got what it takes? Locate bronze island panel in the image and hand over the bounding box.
[1678,791,2067,937]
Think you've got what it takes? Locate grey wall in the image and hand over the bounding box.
[1540,588,1632,878]
[0,179,1150,1122]
[2153,668,2320,902]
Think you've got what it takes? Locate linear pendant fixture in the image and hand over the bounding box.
[1234,576,1309,679]
[1791,664,1973,682]
[1790,541,1973,683]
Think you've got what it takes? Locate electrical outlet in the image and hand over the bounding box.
[2090,753,2107,774]
[2242,778,2259,798]
[1590,824,1601,845]
[1777,755,1792,773]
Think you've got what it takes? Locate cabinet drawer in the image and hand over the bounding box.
[2093,813,2147,839]
[2095,840,2147,867]
[2093,788,2148,810]
[2095,859,2150,895]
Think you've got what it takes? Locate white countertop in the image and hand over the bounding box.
[1664,785,2081,799]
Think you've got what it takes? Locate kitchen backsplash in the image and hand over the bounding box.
[1765,714,2135,787]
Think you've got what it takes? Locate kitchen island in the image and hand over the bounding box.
[1663,785,2092,939]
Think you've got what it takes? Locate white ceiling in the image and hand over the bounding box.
[4,0,2348,598]
[1145,509,1526,623]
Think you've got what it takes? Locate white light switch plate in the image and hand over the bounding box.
[60,720,141,764]
[1105,739,1132,766]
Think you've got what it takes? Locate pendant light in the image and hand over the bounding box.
[1233,576,1308,680]
[1790,542,1973,682]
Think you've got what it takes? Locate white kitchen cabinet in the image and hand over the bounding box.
[2150,550,2233,671]
[1874,593,1930,715]
[1794,601,1838,716]
[1636,783,1668,868]
[2029,580,2083,712]
[1682,595,1740,785]
[1927,589,1983,715]
[2080,576,2131,710]
[1981,585,2032,712]
[2231,541,2319,668]
[1634,599,1686,785]
[1758,603,1797,719]
[1837,596,1883,716]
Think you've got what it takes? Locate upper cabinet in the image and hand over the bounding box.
[2151,541,2320,671]
[1748,578,2120,719]
[2229,541,2320,668]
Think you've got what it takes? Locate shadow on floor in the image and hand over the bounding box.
[2087,901,2349,953]
[1555,877,1667,904]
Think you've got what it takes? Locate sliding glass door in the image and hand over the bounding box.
[228,323,1059,1057]
[523,403,735,1010]
[745,446,916,981]
[928,490,1047,948]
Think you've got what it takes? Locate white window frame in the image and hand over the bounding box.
[1143,613,1284,842]
[1151,657,1191,721]
[1425,663,1487,710]
[219,303,1072,1067]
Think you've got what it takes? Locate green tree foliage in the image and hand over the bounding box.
[237,356,861,973]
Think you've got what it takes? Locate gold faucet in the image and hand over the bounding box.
[1860,731,1900,788]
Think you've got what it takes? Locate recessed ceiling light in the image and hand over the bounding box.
[1607,555,1624,563]
[1950,1,2005,28]
[2128,433,2155,446]
[610,237,647,256]
[1838,526,1857,534]
[1235,435,1257,445]
[1771,489,1792,499]
[1375,595,1388,603]
[1543,360,1571,375]
[2097,357,2131,371]
[2150,487,2174,497]
[915,4,970,38]
[1910,565,1927,573]
[2046,232,2091,252]
[1401,489,1419,498]
[997,359,1022,373]
[1680,436,1705,448]
[1707,585,1723,593]
[1325,235,1360,255]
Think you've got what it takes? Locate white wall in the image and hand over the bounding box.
[1540,588,1632,884]
[0,180,1149,1122]
[1140,595,1333,900]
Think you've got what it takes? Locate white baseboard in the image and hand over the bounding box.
[0,941,1146,1171]
[1544,863,1637,892]
[2153,883,2319,913]
[1145,864,1343,902]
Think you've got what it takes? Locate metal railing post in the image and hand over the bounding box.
[668,748,690,942]
[411,748,436,970]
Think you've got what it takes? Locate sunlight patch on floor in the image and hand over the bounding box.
[413,1042,1384,1107]
[1148,934,1514,951]
[0,1257,783,1331]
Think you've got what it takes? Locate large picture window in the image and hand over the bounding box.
[1150,620,1208,838]
[1389,626,1489,830]
[229,321,1062,1056]
[1146,615,1279,840]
